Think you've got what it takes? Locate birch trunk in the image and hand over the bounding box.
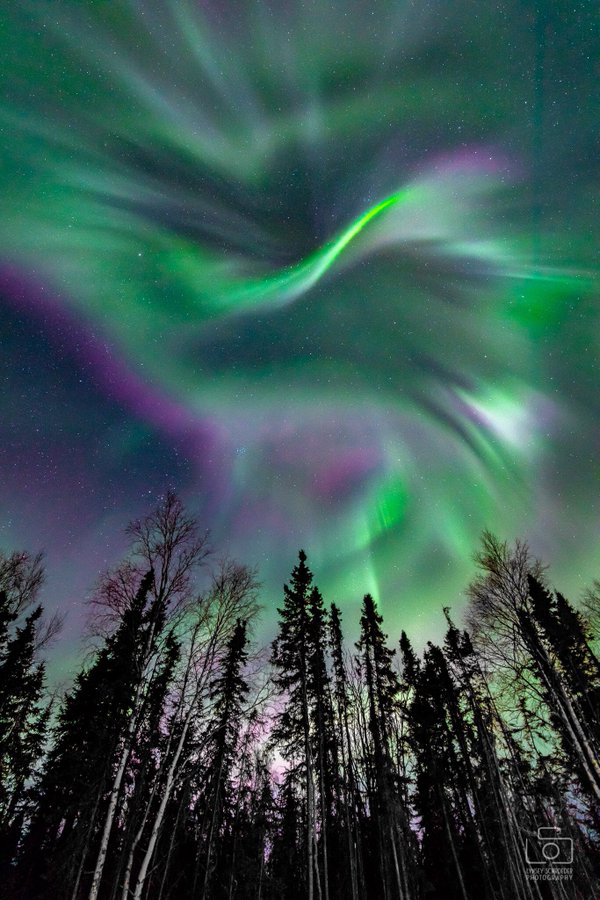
[522,614,600,803]
[131,698,196,900]
[88,630,155,900]
[441,793,468,900]
[122,634,197,900]
[130,615,221,900]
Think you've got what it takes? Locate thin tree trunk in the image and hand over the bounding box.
[523,616,600,803]
[156,787,187,900]
[227,832,238,900]
[299,645,315,900]
[256,846,264,900]
[338,707,359,900]
[316,708,329,900]
[88,675,147,900]
[306,745,316,900]
[387,823,403,900]
[441,793,468,900]
[200,751,226,900]
[120,788,154,900]
[70,793,101,900]
[131,697,197,900]
[124,645,198,900]
[364,644,395,899]
[88,616,159,900]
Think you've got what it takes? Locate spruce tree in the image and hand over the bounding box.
[0,601,48,882]
[199,618,250,899]
[329,603,361,900]
[24,569,157,898]
[356,593,412,900]
[519,576,600,808]
[270,550,317,900]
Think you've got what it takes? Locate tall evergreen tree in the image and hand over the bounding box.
[356,593,413,900]
[0,599,49,882]
[0,550,51,890]
[329,603,362,900]
[4,524,600,900]
[271,551,321,900]
[518,576,600,808]
[24,569,162,898]
[198,618,250,899]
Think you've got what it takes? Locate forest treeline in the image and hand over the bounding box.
[0,494,599,899]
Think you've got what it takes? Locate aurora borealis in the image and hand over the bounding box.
[1,1,598,658]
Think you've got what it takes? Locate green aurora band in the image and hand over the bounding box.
[0,1,597,648]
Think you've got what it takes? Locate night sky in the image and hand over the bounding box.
[1,1,598,673]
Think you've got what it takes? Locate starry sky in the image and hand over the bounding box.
[1,1,598,671]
